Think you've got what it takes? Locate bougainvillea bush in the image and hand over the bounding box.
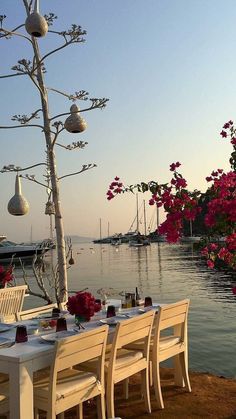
[0,265,14,288]
[107,121,236,273]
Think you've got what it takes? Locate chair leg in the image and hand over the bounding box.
[106,381,115,419]
[149,360,153,387]
[34,408,39,419]
[174,354,184,387]
[141,368,151,414]
[76,403,83,419]
[97,393,106,419]
[179,351,191,392]
[153,361,164,409]
[123,378,129,399]
[57,414,64,419]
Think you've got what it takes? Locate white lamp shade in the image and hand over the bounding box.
[64,104,87,133]
[7,175,29,216]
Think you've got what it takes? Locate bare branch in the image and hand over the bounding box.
[11,59,45,95]
[47,87,89,102]
[19,256,53,304]
[11,109,42,125]
[44,13,58,27]
[0,27,32,43]
[0,124,44,130]
[0,72,27,79]
[31,25,86,73]
[50,98,109,122]
[56,140,88,151]
[0,15,6,29]
[0,162,46,173]
[20,174,52,190]
[59,163,97,180]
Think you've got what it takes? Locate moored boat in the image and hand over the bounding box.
[0,237,52,262]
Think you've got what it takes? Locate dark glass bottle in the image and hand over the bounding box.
[135,287,141,306]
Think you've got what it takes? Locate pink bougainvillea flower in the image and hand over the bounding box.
[232,287,236,295]
[207,259,215,269]
[220,130,227,138]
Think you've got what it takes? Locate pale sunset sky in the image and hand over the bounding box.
[0,0,234,242]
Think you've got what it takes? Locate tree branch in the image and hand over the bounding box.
[50,98,109,121]
[0,27,32,43]
[1,162,46,173]
[20,175,51,191]
[0,73,27,79]
[55,140,88,151]
[47,86,89,102]
[0,124,44,130]
[59,164,97,180]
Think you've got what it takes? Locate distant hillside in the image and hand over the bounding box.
[65,235,95,243]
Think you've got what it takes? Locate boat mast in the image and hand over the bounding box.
[99,218,102,240]
[136,193,139,233]
[190,220,193,237]
[143,200,147,236]
[30,225,33,244]
[108,221,110,237]
[156,206,160,230]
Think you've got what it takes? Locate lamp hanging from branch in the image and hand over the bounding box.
[64,104,87,133]
[45,200,55,215]
[25,0,48,38]
[8,174,29,216]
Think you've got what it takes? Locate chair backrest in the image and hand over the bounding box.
[0,285,27,322]
[49,325,108,406]
[109,310,155,370]
[17,302,58,321]
[153,299,190,349]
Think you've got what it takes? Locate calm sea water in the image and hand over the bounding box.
[23,242,236,378]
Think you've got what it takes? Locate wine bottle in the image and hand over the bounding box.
[135,287,141,306]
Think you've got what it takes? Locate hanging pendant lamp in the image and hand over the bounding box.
[64,104,87,133]
[8,175,29,216]
[45,200,55,215]
[25,0,48,38]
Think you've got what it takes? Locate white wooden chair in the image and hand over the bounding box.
[106,310,155,418]
[34,325,108,419]
[0,285,27,323]
[151,299,191,409]
[17,302,58,321]
[125,300,191,409]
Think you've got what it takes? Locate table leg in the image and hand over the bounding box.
[9,360,34,419]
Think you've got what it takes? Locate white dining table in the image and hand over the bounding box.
[0,304,161,419]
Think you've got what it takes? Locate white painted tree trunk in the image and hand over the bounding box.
[31,38,68,303]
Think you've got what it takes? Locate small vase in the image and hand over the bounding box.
[75,314,87,326]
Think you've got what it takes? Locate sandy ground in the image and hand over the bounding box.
[63,367,236,419]
[3,367,235,418]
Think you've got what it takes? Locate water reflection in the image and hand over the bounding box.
[8,241,236,378]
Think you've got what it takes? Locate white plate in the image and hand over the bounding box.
[0,337,12,346]
[0,324,15,333]
[100,318,117,326]
[40,330,76,343]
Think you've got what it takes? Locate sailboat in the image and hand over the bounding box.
[180,220,201,243]
[129,196,150,247]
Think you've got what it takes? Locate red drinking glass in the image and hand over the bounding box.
[107,305,116,318]
[144,296,153,307]
[52,307,61,318]
[95,299,102,312]
[56,317,67,332]
[15,325,28,343]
